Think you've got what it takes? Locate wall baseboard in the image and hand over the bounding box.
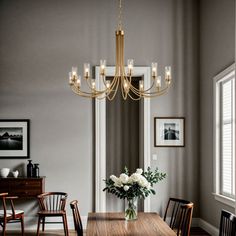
[198,218,219,236]
[5,215,218,235]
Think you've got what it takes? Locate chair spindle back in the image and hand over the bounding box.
[164,197,194,236]
[38,192,67,211]
[219,210,236,236]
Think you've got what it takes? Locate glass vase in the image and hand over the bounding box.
[125,197,138,220]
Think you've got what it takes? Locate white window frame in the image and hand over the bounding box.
[213,63,235,208]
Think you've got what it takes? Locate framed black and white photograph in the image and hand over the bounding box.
[154,117,185,147]
[0,120,30,158]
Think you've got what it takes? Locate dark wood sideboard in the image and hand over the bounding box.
[0,177,45,198]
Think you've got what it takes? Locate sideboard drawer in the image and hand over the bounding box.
[0,177,45,198]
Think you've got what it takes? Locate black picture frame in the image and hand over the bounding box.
[154,117,185,147]
[0,119,30,158]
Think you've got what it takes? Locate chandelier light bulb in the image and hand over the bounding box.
[106,80,111,89]
[165,66,171,84]
[72,67,77,76]
[139,80,144,91]
[156,76,161,89]
[91,79,96,90]
[84,63,90,78]
[151,62,158,78]
[100,60,106,76]
[77,75,81,88]
[69,72,73,85]
[127,59,134,76]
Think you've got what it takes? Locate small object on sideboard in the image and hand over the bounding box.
[33,164,39,178]
[12,170,19,178]
[27,160,33,177]
[0,168,10,178]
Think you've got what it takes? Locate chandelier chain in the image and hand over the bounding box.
[118,0,123,30]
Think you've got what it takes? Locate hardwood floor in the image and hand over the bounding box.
[3,230,78,236]
[190,227,211,236]
[6,227,211,236]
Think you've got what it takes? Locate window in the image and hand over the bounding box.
[213,64,235,206]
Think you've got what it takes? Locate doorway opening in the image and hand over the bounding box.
[95,66,151,212]
[106,77,144,212]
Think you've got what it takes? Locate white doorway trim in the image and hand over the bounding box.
[95,66,151,212]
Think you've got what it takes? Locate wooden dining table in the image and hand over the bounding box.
[86,212,176,236]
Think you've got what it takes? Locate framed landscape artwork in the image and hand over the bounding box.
[154,117,185,147]
[0,120,30,158]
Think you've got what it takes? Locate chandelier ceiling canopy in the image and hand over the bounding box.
[68,0,172,101]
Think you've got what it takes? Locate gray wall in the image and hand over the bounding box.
[199,0,235,228]
[150,0,200,217]
[0,0,200,227]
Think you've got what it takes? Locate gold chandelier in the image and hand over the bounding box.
[68,0,172,100]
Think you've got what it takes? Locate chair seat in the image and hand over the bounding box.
[0,210,24,218]
[38,210,66,216]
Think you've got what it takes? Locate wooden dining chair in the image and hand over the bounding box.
[70,200,83,236]
[0,192,24,236]
[219,209,236,236]
[164,197,194,236]
[36,192,69,236]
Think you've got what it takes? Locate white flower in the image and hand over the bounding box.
[130,173,141,182]
[138,175,149,188]
[110,175,123,187]
[123,185,129,191]
[114,179,123,188]
[110,175,118,183]
[119,173,129,184]
[136,168,143,175]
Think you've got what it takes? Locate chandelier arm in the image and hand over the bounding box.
[129,80,156,93]
[71,83,108,97]
[107,76,120,100]
[84,76,110,94]
[140,87,171,98]
[101,74,117,91]
[89,77,120,100]
[145,85,170,95]
[127,92,142,101]
[121,76,129,100]
[71,86,98,98]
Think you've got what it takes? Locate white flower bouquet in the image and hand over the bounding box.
[103,167,166,220]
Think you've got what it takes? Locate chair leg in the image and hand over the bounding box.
[62,214,69,236]
[36,216,41,236]
[2,220,7,236]
[2,220,6,236]
[42,217,45,231]
[20,215,24,236]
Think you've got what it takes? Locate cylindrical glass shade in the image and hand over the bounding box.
[139,80,144,91]
[100,59,106,75]
[77,75,81,88]
[84,63,90,78]
[106,80,111,89]
[156,76,161,88]
[123,80,129,92]
[165,66,171,81]
[69,72,73,85]
[127,59,134,76]
[151,62,158,77]
[72,67,78,76]
[91,79,96,89]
